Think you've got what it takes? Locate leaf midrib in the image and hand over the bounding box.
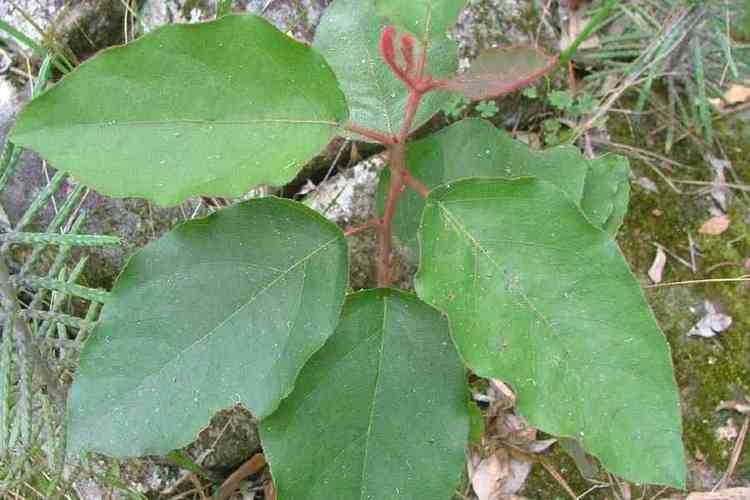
[22,118,340,132]
[435,201,558,333]
[359,295,388,500]
[111,236,339,410]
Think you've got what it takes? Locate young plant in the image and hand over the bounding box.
[9,1,686,497]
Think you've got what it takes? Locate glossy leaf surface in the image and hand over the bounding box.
[378,118,629,254]
[67,198,348,456]
[416,178,685,488]
[261,289,469,499]
[443,46,557,100]
[12,15,348,206]
[315,0,458,137]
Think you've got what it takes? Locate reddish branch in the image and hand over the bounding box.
[376,27,436,285]
[344,218,382,237]
[345,122,397,145]
[344,26,438,285]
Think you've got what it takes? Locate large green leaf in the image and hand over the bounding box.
[314,0,459,137]
[378,118,629,255]
[66,198,348,456]
[11,15,348,206]
[260,289,469,499]
[415,178,685,488]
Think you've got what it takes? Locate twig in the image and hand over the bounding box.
[715,415,749,491]
[344,218,382,237]
[646,275,750,288]
[539,456,578,499]
[218,453,267,500]
[669,179,750,192]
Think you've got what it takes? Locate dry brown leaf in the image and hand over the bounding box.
[724,83,750,106]
[717,399,750,415]
[685,487,750,499]
[699,215,731,236]
[469,449,533,500]
[648,247,667,284]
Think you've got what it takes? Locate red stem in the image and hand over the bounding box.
[374,25,438,286]
[345,122,397,145]
[344,218,382,237]
[402,170,430,198]
[377,87,428,285]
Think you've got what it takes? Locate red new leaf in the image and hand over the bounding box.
[441,46,557,100]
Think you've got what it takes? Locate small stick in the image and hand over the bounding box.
[715,415,749,491]
[539,456,578,499]
[345,218,382,237]
[646,275,750,288]
[218,453,267,500]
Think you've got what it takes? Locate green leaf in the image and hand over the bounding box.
[66,198,348,457]
[377,118,629,255]
[11,15,348,206]
[442,46,557,100]
[415,178,686,488]
[260,289,469,499]
[314,0,458,137]
[375,0,465,39]
[581,155,630,235]
[547,90,574,110]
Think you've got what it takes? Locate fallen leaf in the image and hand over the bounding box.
[489,378,517,409]
[648,247,667,284]
[706,155,732,213]
[637,176,659,193]
[469,449,533,500]
[688,301,732,338]
[724,83,750,105]
[717,399,750,415]
[685,487,750,499]
[699,215,731,236]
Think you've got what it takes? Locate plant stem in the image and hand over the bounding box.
[402,170,430,198]
[377,87,426,286]
[0,258,65,405]
[345,122,397,145]
[378,143,405,286]
[344,218,382,237]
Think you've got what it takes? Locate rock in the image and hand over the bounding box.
[244,0,331,42]
[52,0,140,58]
[304,154,416,290]
[140,0,331,42]
[1,1,141,59]
[0,1,67,51]
[185,405,262,477]
[452,0,559,63]
[71,455,181,499]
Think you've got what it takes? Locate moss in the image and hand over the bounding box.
[520,109,750,496]
[615,114,750,484]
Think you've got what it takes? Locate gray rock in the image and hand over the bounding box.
[0,0,67,51]
[1,1,139,58]
[141,0,331,42]
[304,154,416,290]
[185,405,262,476]
[452,0,559,63]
